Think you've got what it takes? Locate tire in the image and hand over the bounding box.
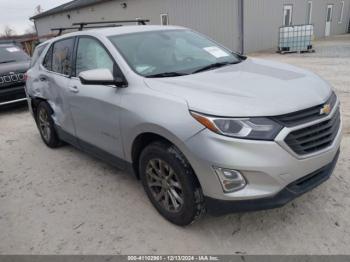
[139,141,205,226]
[36,101,62,148]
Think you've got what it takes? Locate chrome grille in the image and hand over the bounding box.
[273,92,337,127]
[285,107,341,155]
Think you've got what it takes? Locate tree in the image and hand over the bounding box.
[2,25,16,37]
[25,24,37,34]
[35,5,43,15]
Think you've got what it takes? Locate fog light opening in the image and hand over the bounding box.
[214,167,247,193]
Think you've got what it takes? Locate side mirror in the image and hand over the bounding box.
[79,68,127,87]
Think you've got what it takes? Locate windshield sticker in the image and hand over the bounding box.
[136,65,152,73]
[203,46,229,58]
[6,47,20,53]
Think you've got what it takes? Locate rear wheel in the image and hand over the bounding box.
[36,102,62,148]
[139,141,205,226]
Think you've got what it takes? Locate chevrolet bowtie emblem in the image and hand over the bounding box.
[320,104,331,115]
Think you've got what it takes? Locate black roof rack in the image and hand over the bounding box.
[51,23,124,36]
[73,19,150,30]
[51,19,149,36]
[51,27,80,36]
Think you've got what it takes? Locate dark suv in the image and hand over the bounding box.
[0,43,30,106]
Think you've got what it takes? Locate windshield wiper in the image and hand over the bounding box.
[192,61,239,74]
[145,72,188,78]
[0,60,16,64]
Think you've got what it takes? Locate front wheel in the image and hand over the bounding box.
[36,102,62,148]
[139,141,205,226]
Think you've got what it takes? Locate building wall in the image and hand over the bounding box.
[244,0,350,52]
[34,0,242,51]
[163,0,242,51]
[34,0,350,53]
[312,0,350,37]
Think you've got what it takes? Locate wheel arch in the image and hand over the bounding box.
[30,96,51,118]
[130,131,201,189]
[131,132,172,179]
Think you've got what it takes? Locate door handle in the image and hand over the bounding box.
[69,86,79,93]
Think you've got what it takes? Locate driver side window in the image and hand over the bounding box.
[75,37,114,76]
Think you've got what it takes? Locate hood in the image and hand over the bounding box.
[144,58,332,117]
[0,60,30,75]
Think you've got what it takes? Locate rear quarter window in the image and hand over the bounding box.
[30,43,48,67]
[42,46,53,71]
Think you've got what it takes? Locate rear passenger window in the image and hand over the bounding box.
[42,46,53,71]
[52,38,75,76]
[75,37,114,76]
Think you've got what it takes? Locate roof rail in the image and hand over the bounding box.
[51,19,149,36]
[51,24,124,36]
[51,27,80,36]
[72,19,150,30]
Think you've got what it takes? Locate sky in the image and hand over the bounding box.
[0,0,71,35]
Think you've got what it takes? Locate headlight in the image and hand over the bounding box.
[191,111,282,140]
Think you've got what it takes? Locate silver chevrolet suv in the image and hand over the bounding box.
[26,26,342,226]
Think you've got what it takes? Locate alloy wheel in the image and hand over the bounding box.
[146,159,184,213]
[38,108,51,142]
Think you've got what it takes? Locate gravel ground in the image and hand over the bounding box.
[0,34,349,255]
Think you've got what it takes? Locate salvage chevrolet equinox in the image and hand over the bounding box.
[26,26,342,226]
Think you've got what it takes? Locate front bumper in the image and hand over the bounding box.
[0,85,26,106]
[205,150,339,215]
[183,101,342,204]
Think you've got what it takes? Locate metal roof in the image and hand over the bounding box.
[31,0,112,20]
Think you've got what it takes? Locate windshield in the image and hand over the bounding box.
[109,30,241,77]
[0,45,30,64]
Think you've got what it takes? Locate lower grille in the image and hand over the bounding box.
[0,81,24,90]
[285,107,341,155]
[0,86,26,104]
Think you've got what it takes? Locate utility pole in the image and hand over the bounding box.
[238,0,245,54]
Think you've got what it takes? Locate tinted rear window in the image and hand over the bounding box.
[52,38,75,75]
